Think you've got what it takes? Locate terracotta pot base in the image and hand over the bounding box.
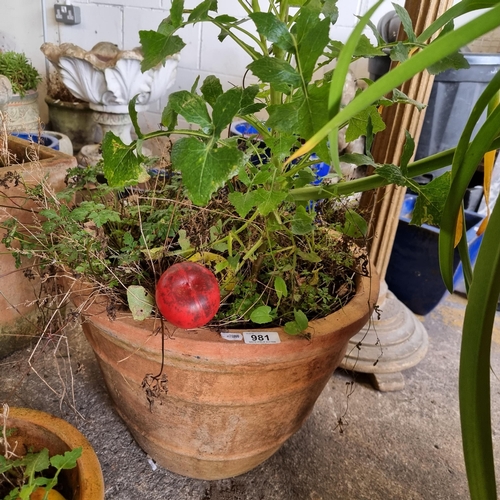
[76,269,379,480]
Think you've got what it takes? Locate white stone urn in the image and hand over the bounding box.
[41,42,179,145]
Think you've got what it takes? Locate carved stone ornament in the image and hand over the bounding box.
[41,42,180,114]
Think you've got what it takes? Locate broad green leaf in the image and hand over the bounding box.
[353,35,385,57]
[411,172,451,227]
[161,99,178,130]
[249,12,294,51]
[187,0,217,23]
[171,138,244,206]
[229,190,259,217]
[291,205,315,235]
[427,49,470,75]
[247,57,301,88]
[284,309,308,335]
[25,448,50,477]
[200,75,223,107]
[295,16,330,84]
[390,42,409,63]
[322,0,339,23]
[274,276,288,299]
[139,30,186,72]
[339,153,377,167]
[293,309,308,331]
[267,134,299,161]
[393,4,416,42]
[345,105,385,143]
[102,133,150,188]
[375,164,407,186]
[212,87,243,137]
[178,229,191,251]
[266,102,300,133]
[297,249,322,263]
[127,286,154,321]
[170,0,184,28]
[50,447,82,470]
[167,90,212,131]
[250,305,273,324]
[254,188,288,216]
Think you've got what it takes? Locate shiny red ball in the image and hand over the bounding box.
[155,262,220,329]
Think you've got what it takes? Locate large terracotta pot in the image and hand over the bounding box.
[3,407,104,499]
[0,136,76,358]
[72,268,379,480]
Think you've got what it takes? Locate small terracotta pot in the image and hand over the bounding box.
[3,407,104,499]
[73,269,379,480]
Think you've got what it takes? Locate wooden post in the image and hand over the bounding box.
[364,0,454,281]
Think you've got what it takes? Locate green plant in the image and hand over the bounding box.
[3,0,500,497]
[0,52,41,97]
[0,407,81,500]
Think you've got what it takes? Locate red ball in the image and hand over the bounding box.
[155,262,220,329]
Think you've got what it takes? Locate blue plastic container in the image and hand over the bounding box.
[11,132,60,150]
[385,194,483,315]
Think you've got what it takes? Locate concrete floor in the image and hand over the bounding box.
[1,292,500,500]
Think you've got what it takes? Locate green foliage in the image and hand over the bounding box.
[0,51,41,96]
[0,432,81,500]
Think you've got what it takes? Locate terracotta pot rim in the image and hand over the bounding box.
[6,407,104,499]
[70,267,380,364]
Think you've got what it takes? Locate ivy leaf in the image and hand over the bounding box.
[102,133,150,188]
[171,138,244,206]
[139,29,185,72]
[212,87,243,137]
[284,309,308,335]
[127,286,154,321]
[274,276,288,299]
[291,205,315,235]
[228,190,260,218]
[167,90,212,131]
[200,75,223,108]
[254,188,288,216]
[188,0,218,23]
[249,12,294,51]
[247,57,301,88]
[250,305,274,324]
[411,172,451,227]
[170,0,184,28]
[345,105,386,143]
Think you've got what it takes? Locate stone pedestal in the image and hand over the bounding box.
[340,281,429,391]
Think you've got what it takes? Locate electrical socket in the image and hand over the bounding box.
[54,4,81,25]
